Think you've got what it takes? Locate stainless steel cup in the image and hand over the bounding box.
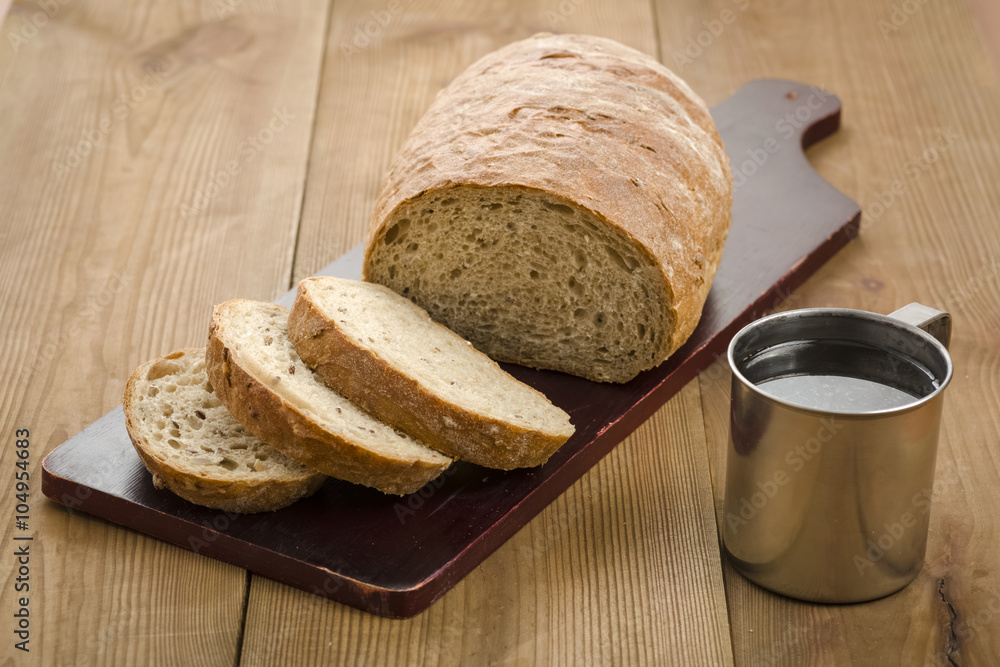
[722,303,953,603]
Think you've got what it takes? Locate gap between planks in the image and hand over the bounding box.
[284,0,339,302]
[235,0,337,655]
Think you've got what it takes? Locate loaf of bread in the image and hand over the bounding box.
[205,300,453,495]
[289,277,575,469]
[123,348,325,513]
[363,33,732,383]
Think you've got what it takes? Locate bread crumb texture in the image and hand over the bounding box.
[123,348,324,513]
[365,33,732,382]
[291,277,573,468]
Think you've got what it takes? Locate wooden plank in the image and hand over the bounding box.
[288,0,664,281]
[243,0,734,662]
[41,76,860,621]
[0,0,329,664]
[967,0,1000,83]
[242,384,732,666]
[657,0,1000,664]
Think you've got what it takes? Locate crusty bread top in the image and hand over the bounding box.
[364,33,732,376]
[123,348,324,512]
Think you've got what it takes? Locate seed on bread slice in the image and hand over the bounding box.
[123,348,325,513]
[288,277,575,470]
[206,299,452,495]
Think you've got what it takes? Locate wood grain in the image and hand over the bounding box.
[241,0,734,663]
[968,0,1000,83]
[289,0,659,282]
[665,0,1000,664]
[5,0,1000,663]
[0,0,329,664]
[241,384,732,666]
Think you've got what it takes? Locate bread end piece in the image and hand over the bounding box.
[123,348,325,513]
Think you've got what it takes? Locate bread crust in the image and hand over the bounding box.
[363,33,732,380]
[289,280,573,469]
[206,304,451,495]
[129,440,324,514]
[123,348,325,513]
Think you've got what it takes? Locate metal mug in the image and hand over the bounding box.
[722,303,953,603]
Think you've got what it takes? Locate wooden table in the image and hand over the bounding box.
[3,0,999,664]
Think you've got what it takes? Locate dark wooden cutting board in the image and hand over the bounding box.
[42,79,860,619]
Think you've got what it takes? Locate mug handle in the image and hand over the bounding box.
[888,302,952,350]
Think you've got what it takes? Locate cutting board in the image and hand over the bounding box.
[43,79,860,619]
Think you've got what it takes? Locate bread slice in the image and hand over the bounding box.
[123,348,325,513]
[288,277,575,469]
[363,34,732,383]
[206,299,452,495]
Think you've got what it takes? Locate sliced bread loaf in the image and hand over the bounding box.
[288,277,575,469]
[363,33,732,383]
[206,299,453,495]
[123,348,325,513]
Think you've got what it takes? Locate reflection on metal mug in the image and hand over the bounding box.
[723,303,953,603]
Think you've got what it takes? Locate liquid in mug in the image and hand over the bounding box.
[744,339,940,413]
[757,374,920,412]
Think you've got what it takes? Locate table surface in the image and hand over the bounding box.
[2,0,999,665]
